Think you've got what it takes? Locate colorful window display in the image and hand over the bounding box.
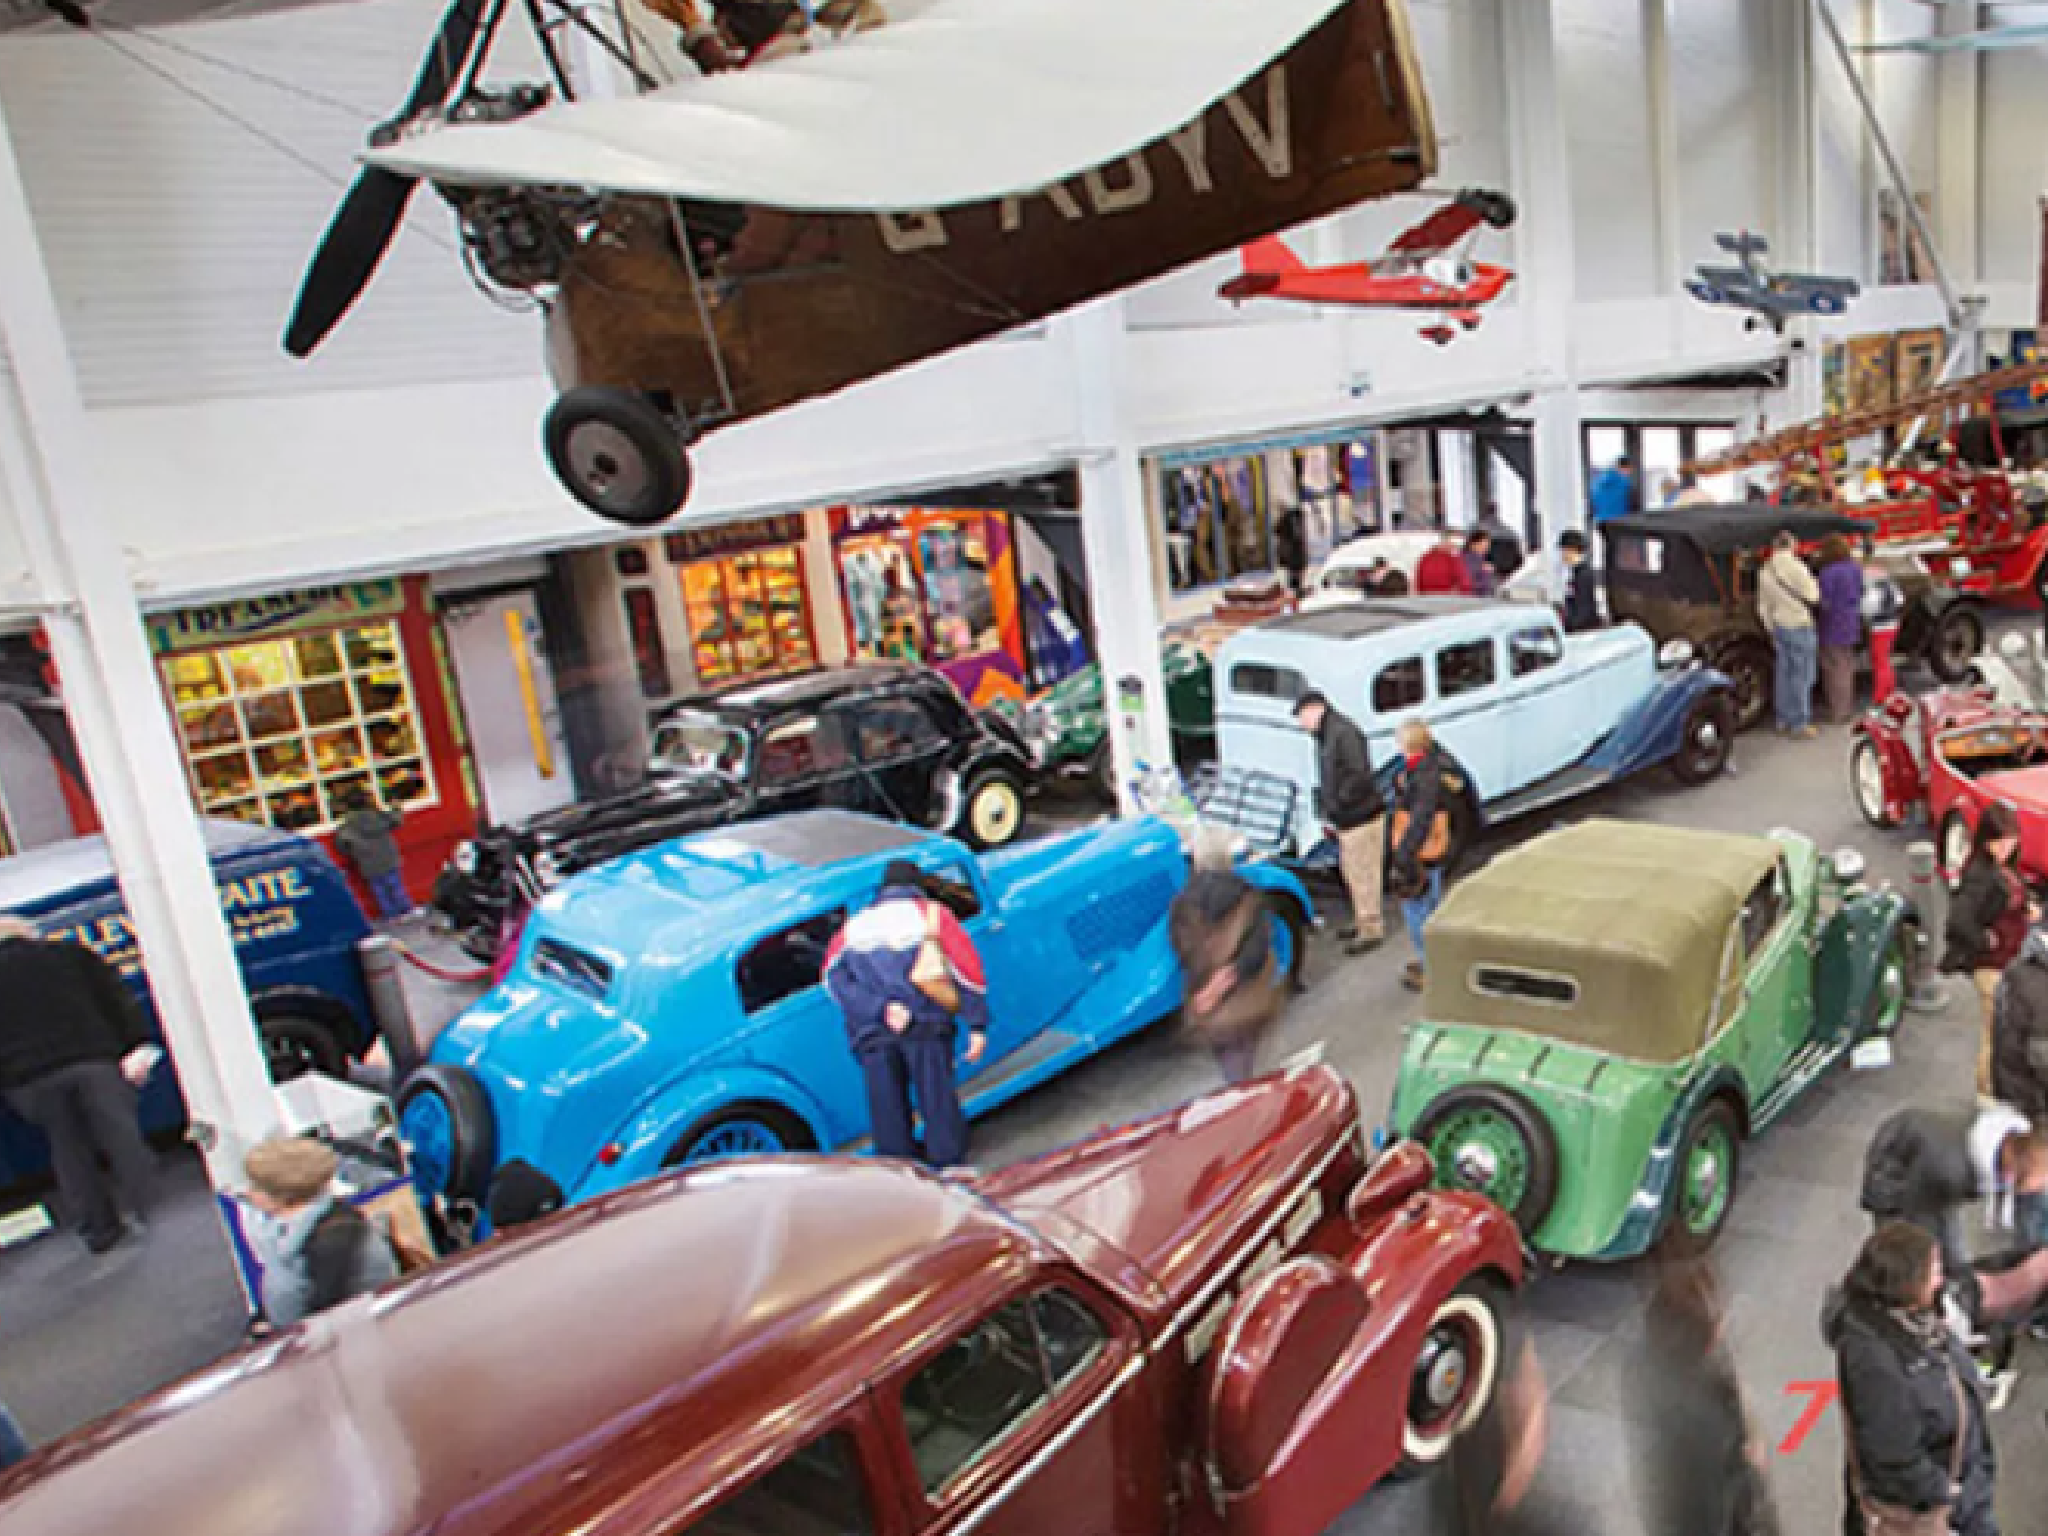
[832,507,1026,706]
[162,612,435,836]
[677,547,817,686]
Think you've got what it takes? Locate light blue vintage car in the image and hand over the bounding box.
[1213,599,1734,865]
[397,809,1312,1210]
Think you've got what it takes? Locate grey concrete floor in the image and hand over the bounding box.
[0,713,2038,1535]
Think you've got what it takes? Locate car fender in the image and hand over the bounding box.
[1589,1065,1749,1263]
[571,1067,832,1201]
[1817,888,1914,1039]
[1855,700,1926,817]
[1238,862,1315,928]
[1581,666,1733,779]
[1218,1189,1523,1532]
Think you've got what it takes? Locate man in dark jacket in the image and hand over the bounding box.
[1292,691,1385,955]
[1992,926,2048,1122]
[1390,719,1448,992]
[824,862,988,1167]
[1861,1105,2048,1328]
[1169,834,1282,1086]
[0,916,158,1252]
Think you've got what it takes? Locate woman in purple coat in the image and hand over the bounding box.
[1815,535,1865,724]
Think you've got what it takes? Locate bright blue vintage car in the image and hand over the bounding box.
[398,809,1312,1208]
[1213,599,1736,867]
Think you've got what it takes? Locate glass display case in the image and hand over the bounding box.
[163,620,437,833]
[679,547,817,686]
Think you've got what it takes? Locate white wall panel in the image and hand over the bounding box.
[1979,25,2047,287]
[1555,0,1656,300]
[1670,0,1777,271]
[0,0,543,407]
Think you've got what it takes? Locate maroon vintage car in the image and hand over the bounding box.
[1852,682,2048,878]
[0,1066,1522,1536]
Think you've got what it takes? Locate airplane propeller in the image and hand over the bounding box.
[282,0,491,358]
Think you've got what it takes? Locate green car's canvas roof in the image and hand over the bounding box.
[1422,819,1782,1063]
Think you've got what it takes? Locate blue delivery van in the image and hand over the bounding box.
[0,818,381,1185]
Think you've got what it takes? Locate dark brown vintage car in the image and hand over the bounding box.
[1600,503,1971,732]
[0,1067,1522,1536]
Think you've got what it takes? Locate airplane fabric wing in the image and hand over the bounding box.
[1386,200,1482,257]
[363,0,1352,210]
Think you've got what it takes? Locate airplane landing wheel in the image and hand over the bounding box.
[544,386,693,527]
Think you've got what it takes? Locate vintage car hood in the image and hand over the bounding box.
[1978,763,2048,809]
[488,773,741,854]
[979,1066,1357,1314]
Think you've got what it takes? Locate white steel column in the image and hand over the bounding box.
[0,106,279,1183]
[1067,300,1171,815]
[1643,0,1683,296]
[1935,0,1983,374]
[1776,0,1826,423]
[1501,0,1586,537]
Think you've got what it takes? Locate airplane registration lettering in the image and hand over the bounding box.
[1082,155,1155,216]
[875,210,948,254]
[875,64,1293,254]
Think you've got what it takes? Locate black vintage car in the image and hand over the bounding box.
[435,664,1032,959]
[1600,502,1973,731]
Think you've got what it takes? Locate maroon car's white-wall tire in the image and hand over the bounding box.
[1850,737,1899,828]
[1398,1283,1503,1473]
[1940,808,1974,886]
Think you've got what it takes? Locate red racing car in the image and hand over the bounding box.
[1853,684,2048,877]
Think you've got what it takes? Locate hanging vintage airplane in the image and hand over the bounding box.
[279,0,1439,526]
[1217,186,1514,343]
[1684,231,1861,334]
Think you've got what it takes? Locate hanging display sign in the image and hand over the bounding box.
[663,514,807,564]
[147,581,404,655]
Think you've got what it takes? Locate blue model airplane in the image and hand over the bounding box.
[1685,232,1861,334]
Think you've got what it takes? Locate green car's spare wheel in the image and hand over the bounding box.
[1414,1084,1559,1234]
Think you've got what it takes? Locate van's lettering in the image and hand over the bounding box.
[46,867,313,974]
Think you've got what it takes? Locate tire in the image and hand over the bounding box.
[1263,893,1307,993]
[397,1064,497,1203]
[1414,1085,1560,1235]
[1663,1098,1740,1255]
[1714,643,1773,733]
[1850,737,1900,828]
[1864,930,1911,1039]
[1940,808,1974,885]
[256,1012,347,1083]
[958,768,1027,849]
[1397,1281,1505,1474]
[543,386,692,527]
[663,1104,815,1168]
[1670,693,1735,785]
[1926,605,1985,684]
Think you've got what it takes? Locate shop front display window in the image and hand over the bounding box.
[163,619,437,833]
[916,519,999,663]
[681,548,817,686]
[841,540,927,663]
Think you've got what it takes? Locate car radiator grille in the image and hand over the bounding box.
[1066,873,1175,964]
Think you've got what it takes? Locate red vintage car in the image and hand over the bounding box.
[1852,684,2048,876]
[0,1066,1522,1536]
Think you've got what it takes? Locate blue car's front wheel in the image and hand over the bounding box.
[666,1105,815,1169]
[396,1064,497,1203]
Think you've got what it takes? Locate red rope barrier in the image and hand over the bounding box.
[392,942,492,985]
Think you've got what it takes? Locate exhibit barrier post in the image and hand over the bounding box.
[1905,839,1947,1014]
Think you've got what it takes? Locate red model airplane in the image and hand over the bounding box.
[1219,187,1516,344]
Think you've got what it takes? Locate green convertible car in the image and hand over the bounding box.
[1391,819,1913,1261]
[1017,641,1216,801]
